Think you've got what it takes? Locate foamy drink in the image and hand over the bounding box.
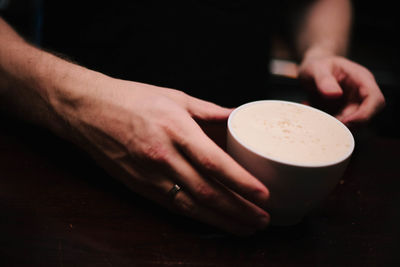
[229,101,353,166]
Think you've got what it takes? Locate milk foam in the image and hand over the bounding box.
[230,101,353,165]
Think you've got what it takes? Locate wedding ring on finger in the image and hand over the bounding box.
[168,184,182,200]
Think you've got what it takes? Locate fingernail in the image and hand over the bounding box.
[253,186,270,207]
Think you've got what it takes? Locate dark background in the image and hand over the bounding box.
[2,0,399,79]
[1,1,399,135]
[350,0,399,138]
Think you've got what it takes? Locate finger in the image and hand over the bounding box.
[172,118,270,209]
[313,68,343,98]
[335,102,359,122]
[340,90,383,124]
[339,59,385,106]
[115,154,265,235]
[185,96,234,121]
[166,145,270,230]
[162,182,259,236]
[338,61,386,124]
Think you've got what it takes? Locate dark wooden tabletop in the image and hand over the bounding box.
[1,96,399,267]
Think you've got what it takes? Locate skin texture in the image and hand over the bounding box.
[0,0,385,235]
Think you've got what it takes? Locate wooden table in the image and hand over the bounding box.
[1,97,399,266]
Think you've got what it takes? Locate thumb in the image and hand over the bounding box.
[314,72,343,98]
[186,96,233,121]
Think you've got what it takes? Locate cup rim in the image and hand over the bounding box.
[227,100,355,168]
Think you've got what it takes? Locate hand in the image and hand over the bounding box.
[59,76,270,235]
[298,51,385,127]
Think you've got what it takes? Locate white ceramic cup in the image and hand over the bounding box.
[227,100,355,226]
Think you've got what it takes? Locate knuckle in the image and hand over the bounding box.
[364,67,374,77]
[141,143,170,163]
[195,183,219,203]
[174,89,189,98]
[160,116,182,135]
[168,88,186,97]
[168,89,190,104]
[200,156,218,172]
[157,112,189,139]
[358,65,374,79]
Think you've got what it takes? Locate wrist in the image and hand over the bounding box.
[15,45,113,138]
[302,44,336,63]
[40,57,108,119]
[301,39,348,64]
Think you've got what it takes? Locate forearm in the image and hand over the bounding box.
[295,0,352,60]
[0,17,108,138]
